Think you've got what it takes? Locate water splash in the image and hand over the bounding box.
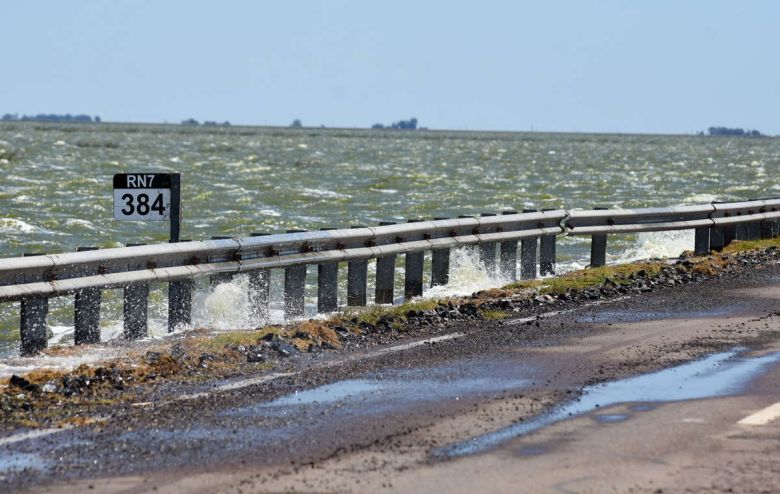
[618,230,695,263]
[193,275,255,330]
[425,247,510,299]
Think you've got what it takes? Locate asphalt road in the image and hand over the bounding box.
[5,263,780,493]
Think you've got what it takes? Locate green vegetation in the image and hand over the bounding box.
[372,117,419,130]
[506,262,663,295]
[2,113,99,123]
[341,298,441,326]
[480,309,511,320]
[721,237,780,254]
[706,126,763,137]
[191,330,273,352]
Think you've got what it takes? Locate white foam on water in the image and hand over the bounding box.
[0,218,43,234]
[300,188,351,199]
[193,275,256,330]
[425,248,510,299]
[48,325,74,345]
[63,218,96,230]
[683,193,719,204]
[615,229,695,264]
[190,274,289,330]
[556,260,586,275]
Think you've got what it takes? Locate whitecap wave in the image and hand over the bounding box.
[0,218,43,234]
[300,188,351,199]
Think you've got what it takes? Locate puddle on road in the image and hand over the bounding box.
[0,452,49,476]
[593,413,630,424]
[584,306,737,324]
[434,348,780,459]
[225,359,532,418]
[226,376,530,418]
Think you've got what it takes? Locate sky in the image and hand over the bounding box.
[2,0,779,134]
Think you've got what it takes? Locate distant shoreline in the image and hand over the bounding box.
[0,119,774,139]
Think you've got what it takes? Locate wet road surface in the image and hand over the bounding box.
[5,264,780,493]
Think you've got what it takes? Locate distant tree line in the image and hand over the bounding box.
[181,118,231,127]
[2,113,101,123]
[706,126,763,137]
[372,117,419,130]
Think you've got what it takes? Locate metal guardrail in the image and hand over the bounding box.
[3,199,780,355]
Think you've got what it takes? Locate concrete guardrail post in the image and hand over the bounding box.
[760,219,773,240]
[375,221,397,304]
[710,227,725,251]
[316,228,339,313]
[520,209,539,279]
[19,253,48,355]
[431,218,451,287]
[74,246,101,344]
[723,225,736,247]
[168,239,193,332]
[248,233,272,323]
[589,207,608,268]
[773,213,780,238]
[284,229,307,319]
[694,228,711,256]
[734,218,749,241]
[499,211,519,281]
[347,225,369,306]
[124,283,149,339]
[404,219,425,300]
[748,219,761,240]
[539,208,556,276]
[123,244,148,340]
[479,213,497,276]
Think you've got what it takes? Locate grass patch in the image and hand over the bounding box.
[721,237,780,254]
[480,309,511,320]
[191,330,267,352]
[341,298,442,326]
[505,262,662,295]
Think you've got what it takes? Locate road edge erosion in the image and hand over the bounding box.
[2,238,780,430]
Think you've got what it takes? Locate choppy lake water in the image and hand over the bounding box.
[0,122,778,356]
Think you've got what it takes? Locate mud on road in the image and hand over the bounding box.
[4,248,780,493]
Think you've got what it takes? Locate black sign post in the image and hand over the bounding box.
[169,174,181,243]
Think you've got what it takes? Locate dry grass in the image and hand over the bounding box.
[297,320,341,348]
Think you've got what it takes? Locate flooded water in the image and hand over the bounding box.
[1,122,779,353]
[433,348,780,459]
[225,357,531,418]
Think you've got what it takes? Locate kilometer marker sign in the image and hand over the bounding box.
[113,173,176,221]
